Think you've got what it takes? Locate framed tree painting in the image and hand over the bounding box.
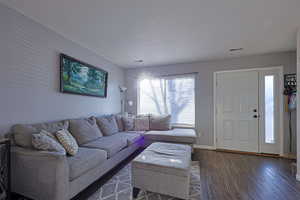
[60,54,108,98]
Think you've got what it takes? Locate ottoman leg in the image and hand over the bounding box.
[132,187,140,198]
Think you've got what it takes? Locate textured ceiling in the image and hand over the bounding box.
[2,0,300,68]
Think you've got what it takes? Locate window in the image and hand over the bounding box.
[264,75,275,144]
[138,74,195,126]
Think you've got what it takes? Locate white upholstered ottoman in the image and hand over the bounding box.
[132,142,191,199]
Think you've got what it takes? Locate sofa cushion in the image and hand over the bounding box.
[82,134,128,158]
[134,116,150,131]
[67,147,107,181]
[117,132,144,145]
[69,118,103,145]
[149,115,171,130]
[145,128,197,144]
[95,115,119,136]
[115,115,124,132]
[122,116,135,131]
[12,120,69,148]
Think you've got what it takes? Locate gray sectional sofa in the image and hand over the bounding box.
[10,115,197,200]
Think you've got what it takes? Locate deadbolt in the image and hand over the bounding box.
[253,114,260,118]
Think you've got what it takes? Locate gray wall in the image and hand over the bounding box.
[0,4,124,136]
[125,51,297,154]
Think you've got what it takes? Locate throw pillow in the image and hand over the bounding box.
[96,115,119,136]
[69,118,103,145]
[39,129,57,140]
[122,116,135,131]
[150,115,172,130]
[115,115,124,132]
[134,115,150,131]
[56,129,79,156]
[32,132,66,155]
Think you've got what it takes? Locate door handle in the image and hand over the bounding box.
[253,115,260,118]
[253,109,257,112]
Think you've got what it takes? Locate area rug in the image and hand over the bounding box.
[87,161,201,200]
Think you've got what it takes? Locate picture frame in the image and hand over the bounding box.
[60,54,108,98]
[284,73,296,88]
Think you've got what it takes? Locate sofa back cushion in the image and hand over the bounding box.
[12,120,69,148]
[134,115,150,131]
[150,115,171,130]
[95,115,119,136]
[122,116,135,131]
[82,134,127,158]
[69,118,103,145]
[114,115,124,132]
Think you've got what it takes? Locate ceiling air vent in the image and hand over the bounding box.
[134,59,144,63]
[229,48,243,52]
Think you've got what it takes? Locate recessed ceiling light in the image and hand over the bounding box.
[229,48,243,52]
[134,59,144,63]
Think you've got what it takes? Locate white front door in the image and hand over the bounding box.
[216,71,259,152]
[216,68,282,154]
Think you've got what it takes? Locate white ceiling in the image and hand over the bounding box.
[2,0,300,68]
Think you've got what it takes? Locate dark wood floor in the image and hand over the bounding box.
[194,149,300,200]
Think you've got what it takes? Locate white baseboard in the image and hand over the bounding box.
[280,154,297,159]
[194,145,216,150]
[296,174,300,181]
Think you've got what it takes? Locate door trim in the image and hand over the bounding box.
[213,66,284,155]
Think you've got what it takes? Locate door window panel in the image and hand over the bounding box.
[264,75,275,144]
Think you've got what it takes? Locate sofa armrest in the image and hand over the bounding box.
[11,146,69,200]
[12,146,66,158]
